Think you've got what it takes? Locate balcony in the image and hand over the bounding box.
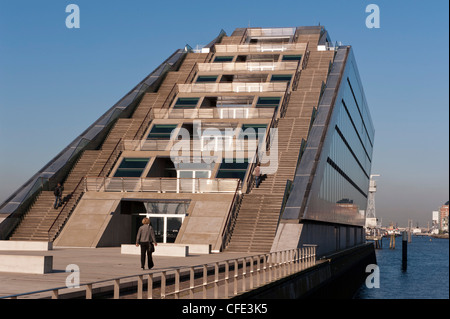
[197,61,299,73]
[178,82,287,93]
[85,177,240,194]
[214,43,307,53]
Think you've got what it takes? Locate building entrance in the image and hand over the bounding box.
[124,199,190,244]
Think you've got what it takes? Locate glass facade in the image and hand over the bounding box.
[303,49,375,226]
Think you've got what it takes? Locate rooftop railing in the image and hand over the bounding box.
[84,177,240,194]
[178,82,287,94]
[197,61,298,73]
[247,27,296,37]
[214,43,307,53]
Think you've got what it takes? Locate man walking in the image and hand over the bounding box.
[253,163,261,188]
[136,217,158,270]
[53,183,64,209]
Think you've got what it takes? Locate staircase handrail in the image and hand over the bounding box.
[220,180,242,251]
[47,176,85,241]
[99,138,123,178]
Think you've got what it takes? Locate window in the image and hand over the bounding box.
[282,55,302,61]
[256,97,281,108]
[216,159,249,181]
[239,124,267,140]
[114,158,149,177]
[147,125,178,140]
[196,76,218,83]
[174,97,199,108]
[214,56,233,62]
[270,74,292,82]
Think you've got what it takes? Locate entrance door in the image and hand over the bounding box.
[140,213,186,243]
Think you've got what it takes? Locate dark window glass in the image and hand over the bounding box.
[114,158,149,177]
[174,97,199,108]
[214,56,233,62]
[270,74,292,82]
[282,55,302,61]
[239,124,267,140]
[216,159,249,181]
[147,125,177,140]
[196,76,218,83]
[256,97,281,108]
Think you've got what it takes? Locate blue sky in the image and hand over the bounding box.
[0,0,448,227]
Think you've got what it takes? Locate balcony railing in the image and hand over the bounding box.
[178,82,287,93]
[214,43,307,53]
[247,27,296,37]
[85,177,240,194]
[152,107,275,120]
[197,62,298,72]
[122,139,170,151]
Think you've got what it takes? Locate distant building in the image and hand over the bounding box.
[439,201,449,232]
[432,210,440,234]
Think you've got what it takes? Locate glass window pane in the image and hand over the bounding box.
[195,171,210,178]
[174,97,199,108]
[282,54,302,61]
[214,56,233,62]
[114,158,149,177]
[196,76,218,82]
[256,97,281,108]
[270,74,292,82]
[147,124,177,139]
[166,217,183,243]
[216,159,249,181]
[179,171,193,178]
[149,217,164,242]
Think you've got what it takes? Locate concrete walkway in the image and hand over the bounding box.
[0,247,254,299]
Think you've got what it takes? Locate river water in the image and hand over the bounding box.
[354,236,449,299]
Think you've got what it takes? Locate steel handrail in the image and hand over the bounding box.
[47,177,85,241]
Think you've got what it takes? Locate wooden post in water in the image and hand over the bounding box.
[402,231,408,271]
[389,233,395,249]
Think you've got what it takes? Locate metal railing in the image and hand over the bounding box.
[2,246,316,299]
[122,139,171,151]
[47,177,85,241]
[197,61,299,72]
[247,27,296,37]
[220,180,243,251]
[152,107,275,120]
[178,82,287,94]
[84,177,240,194]
[214,43,307,53]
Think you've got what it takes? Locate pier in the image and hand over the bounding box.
[0,243,375,299]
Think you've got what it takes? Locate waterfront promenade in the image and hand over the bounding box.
[0,247,254,299]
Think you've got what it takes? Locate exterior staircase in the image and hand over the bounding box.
[8,53,208,242]
[225,49,335,253]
